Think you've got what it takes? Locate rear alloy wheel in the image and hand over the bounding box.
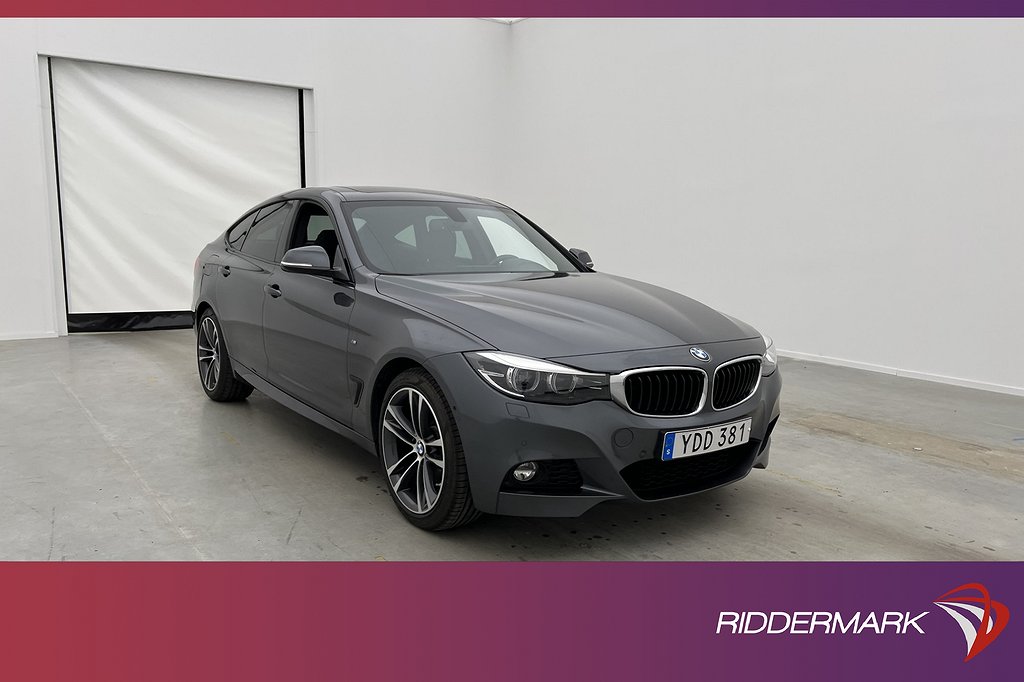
[379,369,480,530]
[196,310,253,402]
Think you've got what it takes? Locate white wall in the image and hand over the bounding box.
[503,19,1024,395]
[2,18,1022,394]
[0,18,510,339]
[0,21,63,340]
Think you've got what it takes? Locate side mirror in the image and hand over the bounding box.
[569,247,594,269]
[281,246,334,276]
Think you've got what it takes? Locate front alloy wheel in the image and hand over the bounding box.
[381,387,446,514]
[378,369,480,530]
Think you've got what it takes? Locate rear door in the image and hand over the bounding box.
[262,201,356,424]
[215,202,294,377]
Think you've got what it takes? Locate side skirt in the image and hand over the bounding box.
[233,362,376,455]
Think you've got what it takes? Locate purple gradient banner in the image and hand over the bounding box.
[4,1,1024,17]
[0,562,1017,681]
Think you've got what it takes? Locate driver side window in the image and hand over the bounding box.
[287,202,341,267]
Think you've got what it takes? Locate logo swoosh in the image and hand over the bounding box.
[935,583,1010,662]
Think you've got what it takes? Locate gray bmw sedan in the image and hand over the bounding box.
[193,187,781,530]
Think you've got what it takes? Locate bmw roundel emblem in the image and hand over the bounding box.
[690,347,711,362]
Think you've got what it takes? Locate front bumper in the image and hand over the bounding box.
[425,342,782,517]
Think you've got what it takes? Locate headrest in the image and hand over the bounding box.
[313,228,337,249]
[422,219,457,262]
[313,229,338,265]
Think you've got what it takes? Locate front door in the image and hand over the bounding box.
[262,201,356,424]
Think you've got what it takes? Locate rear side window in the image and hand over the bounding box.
[254,203,284,223]
[239,202,292,262]
[226,211,257,249]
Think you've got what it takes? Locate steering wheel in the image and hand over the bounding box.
[489,253,521,267]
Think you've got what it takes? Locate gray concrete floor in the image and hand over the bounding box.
[0,330,1021,560]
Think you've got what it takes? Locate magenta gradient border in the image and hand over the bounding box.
[1,6,1021,681]
[0,562,1018,680]
[4,1,1024,17]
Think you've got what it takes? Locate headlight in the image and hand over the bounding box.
[465,351,610,404]
[761,333,777,376]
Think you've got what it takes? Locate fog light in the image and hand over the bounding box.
[512,462,538,482]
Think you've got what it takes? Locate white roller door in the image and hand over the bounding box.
[49,58,302,325]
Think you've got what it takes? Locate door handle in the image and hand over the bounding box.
[264,283,282,298]
[219,266,231,277]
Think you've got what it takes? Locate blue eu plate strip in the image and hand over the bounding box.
[662,434,674,460]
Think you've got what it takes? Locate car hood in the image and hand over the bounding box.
[374,271,759,359]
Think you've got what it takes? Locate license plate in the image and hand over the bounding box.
[661,418,752,460]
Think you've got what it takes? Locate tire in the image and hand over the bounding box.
[378,368,481,531]
[196,310,254,402]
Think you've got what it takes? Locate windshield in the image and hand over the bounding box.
[342,201,580,275]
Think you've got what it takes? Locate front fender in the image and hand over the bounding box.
[346,281,492,440]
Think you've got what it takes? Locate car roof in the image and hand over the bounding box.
[276,186,504,207]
